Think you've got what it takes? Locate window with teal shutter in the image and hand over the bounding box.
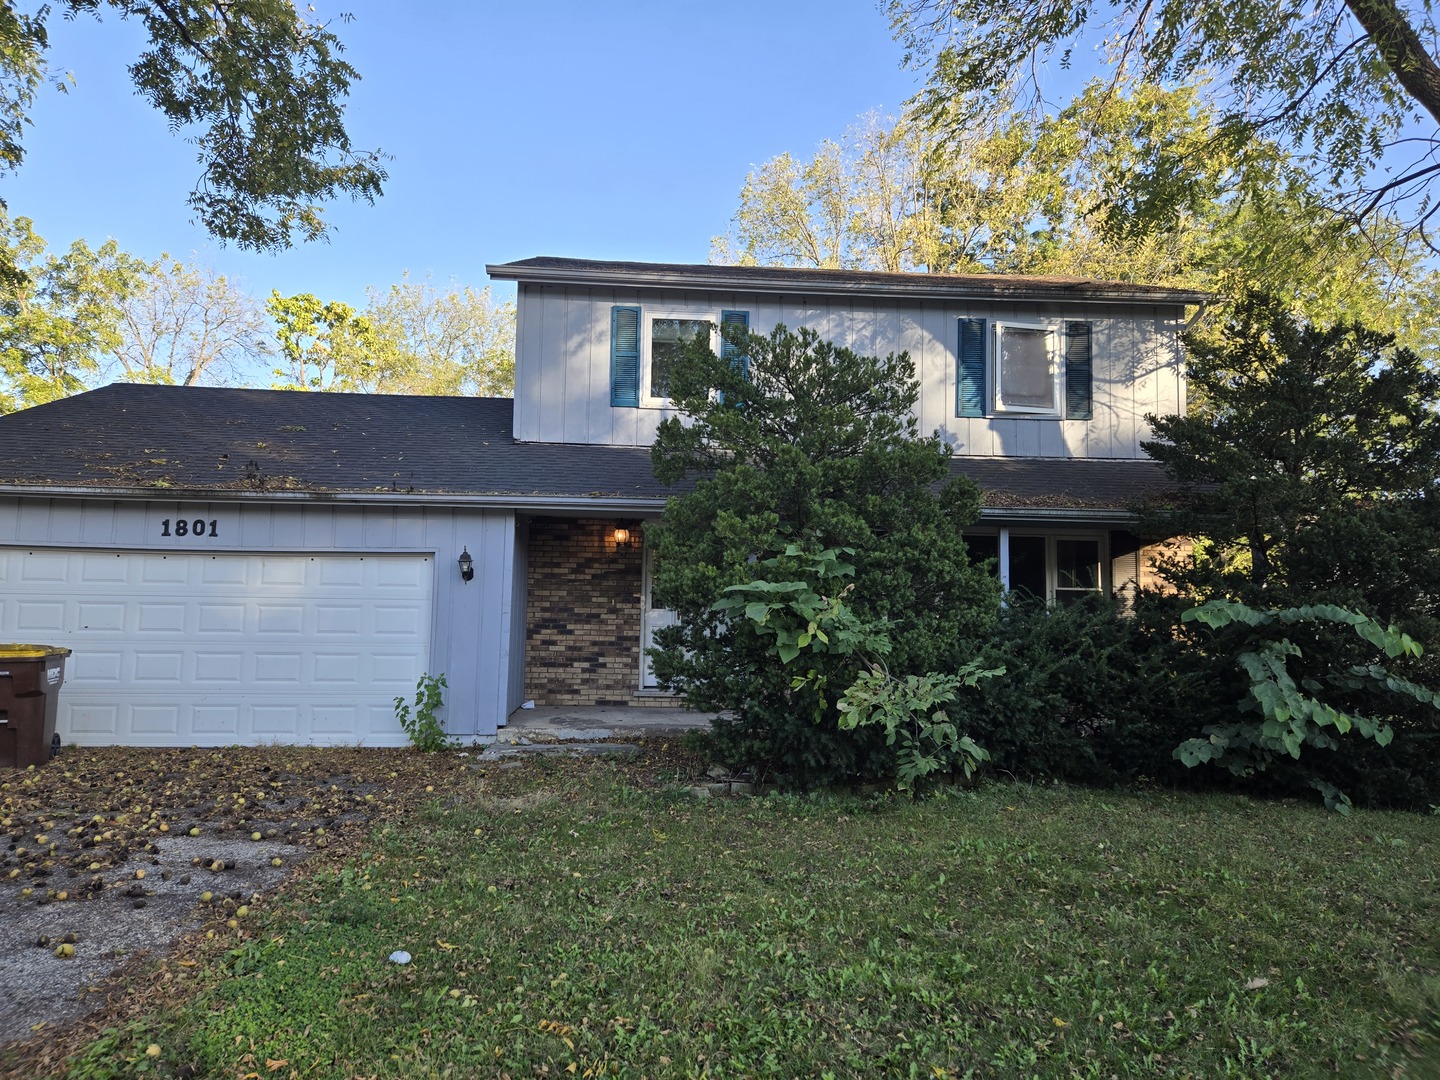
[1065,322,1093,420]
[719,310,750,375]
[610,306,641,408]
[957,317,986,417]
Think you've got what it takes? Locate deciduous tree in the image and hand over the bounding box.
[0,211,146,411]
[0,0,385,276]
[889,0,1440,247]
[714,87,1440,340]
[363,275,515,397]
[266,291,378,393]
[108,256,270,386]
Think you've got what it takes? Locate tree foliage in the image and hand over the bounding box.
[266,290,377,393]
[267,279,517,397]
[649,323,999,785]
[0,210,146,411]
[363,276,515,397]
[714,86,1439,338]
[1143,296,1440,807]
[889,0,1440,247]
[0,0,385,256]
[1143,293,1440,617]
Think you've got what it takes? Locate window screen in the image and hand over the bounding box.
[997,325,1055,411]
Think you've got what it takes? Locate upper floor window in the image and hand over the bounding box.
[611,306,749,408]
[994,321,1058,415]
[958,317,1092,421]
[645,315,715,405]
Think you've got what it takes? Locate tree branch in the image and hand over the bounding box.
[1345,0,1440,129]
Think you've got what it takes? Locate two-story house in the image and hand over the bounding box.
[0,258,1202,748]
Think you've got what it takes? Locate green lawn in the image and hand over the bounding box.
[68,762,1439,1079]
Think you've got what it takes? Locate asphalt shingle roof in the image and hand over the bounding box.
[0,384,1180,512]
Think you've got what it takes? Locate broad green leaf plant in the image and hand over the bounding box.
[713,545,999,792]
[1175,600,1440,810]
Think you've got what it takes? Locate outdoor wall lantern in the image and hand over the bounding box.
[612,526,633,549]
[458,547,474,583]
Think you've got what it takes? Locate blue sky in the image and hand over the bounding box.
[0,1,924,308]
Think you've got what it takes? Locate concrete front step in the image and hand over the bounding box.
[497,704,713,744]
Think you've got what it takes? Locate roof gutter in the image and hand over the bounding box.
[485,264,1211,307]
[0,484,1141,523]
[977,506,1139,525]
[0,484,671,515]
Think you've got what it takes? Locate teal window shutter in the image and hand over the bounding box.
[1065,321,1093,420]
[611,306,641,408]
[957,317,986,417]
[719,310,750,375]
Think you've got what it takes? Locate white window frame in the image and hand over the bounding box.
[642,312,718,407]
[966,528,1109,603]
[991,320,1062,417]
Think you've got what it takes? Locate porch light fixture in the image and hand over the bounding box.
[458,547,474,582]
[612,526,633,549]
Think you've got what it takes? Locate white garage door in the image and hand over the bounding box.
[0,549,433,747]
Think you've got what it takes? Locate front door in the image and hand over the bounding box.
[639,544,677,689]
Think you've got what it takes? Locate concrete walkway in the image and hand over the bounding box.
[496,704,713,744]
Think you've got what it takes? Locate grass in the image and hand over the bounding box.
[62,763,1440,1079]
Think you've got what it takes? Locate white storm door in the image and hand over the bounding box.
[0,549,433,747]
[639,545,677,690]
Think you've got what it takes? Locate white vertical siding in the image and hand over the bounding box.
[0,497,517,740]
[510,284,1191,458]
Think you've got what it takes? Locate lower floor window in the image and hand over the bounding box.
[966,531,1105,605]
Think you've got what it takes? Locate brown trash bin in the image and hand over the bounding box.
[0,645,71,769]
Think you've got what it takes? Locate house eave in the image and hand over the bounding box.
[0,483,671,515]
[0,483,1140,522]
[977,506,1138,526]
[486,261,1211,307]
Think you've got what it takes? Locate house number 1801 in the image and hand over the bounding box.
[161,518,219,538]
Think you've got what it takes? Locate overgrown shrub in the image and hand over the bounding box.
[649,324,999,787]
[947,593,1202,787]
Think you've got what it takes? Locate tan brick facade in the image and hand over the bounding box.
[523,517,675,707]
[1139,536,1192,593]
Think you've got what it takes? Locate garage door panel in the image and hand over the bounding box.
[259,560,306,587]
[312,704,359,735]
[139,557,190,585]
[133,651,184,683]
[194,652,243,684]
[257,604,304,633]
[253,706,299,737]
[132,705,180,736]
[137,604,185,633]
[19,553,67,583]
[70,651,123,683]
[69,704,118,736]
[200,559,248,586]
[77,602,125,631]
[79,556,128,584]
[253,653,302,684]
[318,559,364,587]
[374,604,425,636]
[313,654,361,684]
[0,549,433,747]
[15,601,64,633]
[193,705,239,735]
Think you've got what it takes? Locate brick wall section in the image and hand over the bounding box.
[1140,537,1192,593]
[523,517,674,707]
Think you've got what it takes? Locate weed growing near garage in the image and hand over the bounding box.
[67,772,1440,1078]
